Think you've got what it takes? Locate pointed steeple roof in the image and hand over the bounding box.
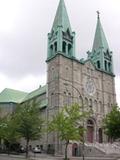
[51,0,72,32]
[92,12,109,52]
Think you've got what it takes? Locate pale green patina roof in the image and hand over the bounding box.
[22,85,47,102]
[0,88,28,103]
[0,86,48,108]
[92,14,109,52]
[51,0,72,32]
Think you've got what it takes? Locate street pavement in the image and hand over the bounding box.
[0,153,60,160]
[0,153,120,160]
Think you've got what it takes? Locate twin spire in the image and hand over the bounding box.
[51,0,72,33]
[92,11,109,52]
[47,0,75,59]
[52,0,109,53]
[48,0,113,74]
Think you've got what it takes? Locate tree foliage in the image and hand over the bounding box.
[48,103,89,160]
[0,107,19,154]
[0,101,44,157]
[14,100,43,158]
[103,105,120,141]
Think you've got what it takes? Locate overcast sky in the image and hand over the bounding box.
[0,0,119,105]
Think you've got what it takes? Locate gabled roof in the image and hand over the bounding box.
[92,13,109,52]
[51,0,72,33]
[22,85,47,102]
[0,88,28,103]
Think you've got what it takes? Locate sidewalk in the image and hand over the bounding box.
[0,153,120,160]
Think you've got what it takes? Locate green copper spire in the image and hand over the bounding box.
[92,11,109,52]
[88,12,113,74]
[47,0,75,60]
[51,0,72,33]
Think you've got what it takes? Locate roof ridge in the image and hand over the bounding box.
[3,88,28,94]
[22,85,47,103]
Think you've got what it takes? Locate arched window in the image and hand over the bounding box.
[62,41,66,53]
[97,61,100,69]
[108,62,111,72]
[89,99,92,108]
[94,100,98,113]
[79,96,83,106]
[85,98,88,107]
[105,60,107,71]
[54,42,57,53]
[50,45,53,56]
[68,44,72,56]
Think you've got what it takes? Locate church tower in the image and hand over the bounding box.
[47,0,75,59]
[88,12,113,74]
[46,0,116,155]
[46,0,76,153]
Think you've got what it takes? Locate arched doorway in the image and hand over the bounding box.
[98,128,103,143]
[72,143,78,157]
[87,120,94,143]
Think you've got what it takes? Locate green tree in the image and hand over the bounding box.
[1,114,20,154]
[14,100,43,158]
[103,105,120,141]
[0,107,3,138]
[48,104,89,160]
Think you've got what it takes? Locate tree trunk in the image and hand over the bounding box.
[8,142,11,156]
[26,139,29,159]
[64,141,69,160]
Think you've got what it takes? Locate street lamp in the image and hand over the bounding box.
[64,83,85,160]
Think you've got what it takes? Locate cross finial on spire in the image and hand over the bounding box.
[97,11,100,19]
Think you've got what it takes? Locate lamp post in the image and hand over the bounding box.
[64,83,85,160]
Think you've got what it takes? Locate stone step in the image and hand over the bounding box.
[69,157,117,160]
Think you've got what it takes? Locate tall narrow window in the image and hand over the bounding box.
[94,100,98,113]
[105,60,107,71]
[97,61,100,69]
[108,62,111,72]
[89,99,93,110]
[68,44,72,56]
[85,98,88,108]
[50,45,53,56]
[54,42,57,52]
[63,41,66,53]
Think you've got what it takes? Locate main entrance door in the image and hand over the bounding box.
[87,120,94,143]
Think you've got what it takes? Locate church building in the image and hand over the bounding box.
[0,0,116,156]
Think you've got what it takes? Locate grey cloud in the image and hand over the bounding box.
[0,0,119,80]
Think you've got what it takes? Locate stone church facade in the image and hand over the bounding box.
[46,0,116,149]
[0,0,116,155]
